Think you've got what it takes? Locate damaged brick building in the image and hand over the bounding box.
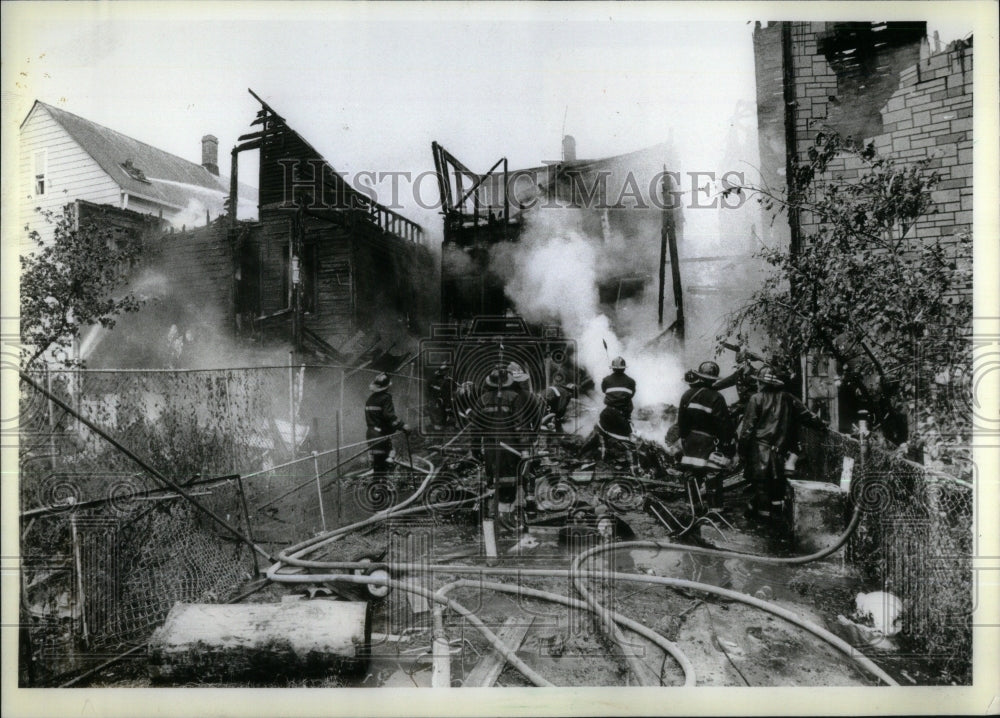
[752,21,974,432]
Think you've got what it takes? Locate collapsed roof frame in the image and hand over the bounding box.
[431,141,512,242]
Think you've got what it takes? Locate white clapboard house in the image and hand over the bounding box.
[18,100,254,252]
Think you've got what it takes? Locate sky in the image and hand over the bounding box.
[3,4,760,237]
[0,2,983,239]
[4,3,978,224]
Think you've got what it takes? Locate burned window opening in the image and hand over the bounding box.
[817,22,925,143]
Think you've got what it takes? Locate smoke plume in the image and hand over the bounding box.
[492,209,686,424]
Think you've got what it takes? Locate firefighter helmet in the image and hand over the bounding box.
[369,373,392,392]
[485,366,513,388]
[507,361,529,382]
[693,361,720,381]
[683,369,699,385]
[611,356,627,372]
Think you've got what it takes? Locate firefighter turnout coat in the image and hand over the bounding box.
[365,391,404,471]
[678,385,734,468]
[739,388,826,500]
[601,372,637,418]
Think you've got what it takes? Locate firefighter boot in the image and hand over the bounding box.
[745,490,768,521]
[768,500,790,540]
[706,473,724,510]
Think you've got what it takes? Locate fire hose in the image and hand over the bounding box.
[267,494,894,686]
[274,435,440,561]
[268,560,895,686]
[431,578,696,687]
[265,434,895,686]
[565,481,868,686]
[23,366,886,685]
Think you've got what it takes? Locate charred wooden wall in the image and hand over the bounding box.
[163,221,234,316]
[258,120,352,211]
[243,206,435,347]
[84,216,237,368]
[235,97,434,351]
[78,200,233,319]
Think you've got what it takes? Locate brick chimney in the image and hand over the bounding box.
[201,134,219,176]
[562,135,577,162]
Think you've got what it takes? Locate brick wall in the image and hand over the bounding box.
[757,22,974,258]
[753,22,974,432]
[799,33,973,285]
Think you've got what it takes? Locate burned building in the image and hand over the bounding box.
[84,92,437,369]
[224,92,438,361]
[432,139,684,330]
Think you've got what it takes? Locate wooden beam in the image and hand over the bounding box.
[659,165,668,327]
[462,616,534,687]
[663,172,684,342]
[148,601,370,682]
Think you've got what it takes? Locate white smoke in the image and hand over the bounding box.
[494,210,686,426]
[148,177,258,229]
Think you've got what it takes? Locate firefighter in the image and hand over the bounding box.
[739,367,827,530]
[664,371,699,458]
[678,361,734,509]
[427,363,453,430]
[365,373,409,480]
[477,365,522,484]
[508,361,532,394]
[542,372,577,433]
[577,405,635,467]
[508,361,544,432]
[713,350,760,423]
[601,356,637,421]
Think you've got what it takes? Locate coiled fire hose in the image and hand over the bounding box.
[266,448,896,686]
[432,578,697,687]
[268,560,894,686]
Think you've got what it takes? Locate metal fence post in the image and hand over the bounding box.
[70,513,88,647]
[224,370,237,471]
[46,367,57,470]
[288,352,296,456]
[850,410,871,567]
[234,474,258,577]
[336,408,343,525]
[313,451,327,532]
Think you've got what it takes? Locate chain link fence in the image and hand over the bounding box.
[797,424,973,682]
[18,364,424,685]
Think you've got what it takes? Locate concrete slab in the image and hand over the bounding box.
[148,601,370,682]
[787,480,848,553]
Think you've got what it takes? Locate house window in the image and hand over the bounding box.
[33,149,47,196]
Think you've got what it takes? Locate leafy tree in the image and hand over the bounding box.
[723,132,972,466]
[20,204,159,368]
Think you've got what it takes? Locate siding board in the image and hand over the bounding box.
[19,105,120,250]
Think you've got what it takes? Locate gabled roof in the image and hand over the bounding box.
[27,101,251,211]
